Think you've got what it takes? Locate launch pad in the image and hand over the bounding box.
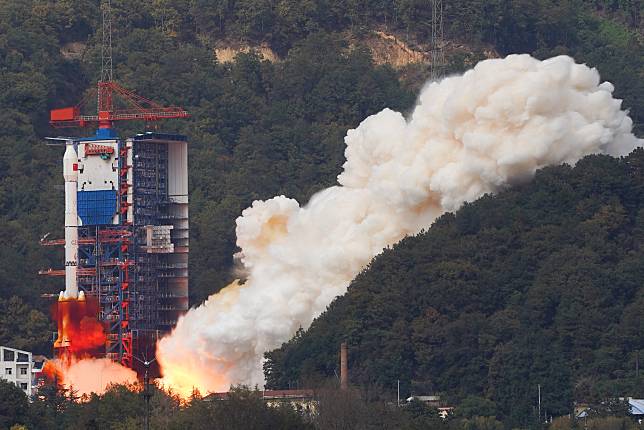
[38,0,190,380]
[42,132,189,372]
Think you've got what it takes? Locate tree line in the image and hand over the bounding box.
[0,378,641,430]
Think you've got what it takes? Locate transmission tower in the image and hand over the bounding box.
[51,0,189,131]
[430,0,445,80]
[100,0,113,83]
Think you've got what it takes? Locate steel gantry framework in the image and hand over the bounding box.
[49,0,189,132]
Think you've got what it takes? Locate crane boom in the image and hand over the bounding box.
[50,81,190,129]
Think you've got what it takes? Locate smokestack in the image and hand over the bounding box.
[340,342,348,390]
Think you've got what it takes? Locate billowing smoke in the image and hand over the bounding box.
[157,54,642,395]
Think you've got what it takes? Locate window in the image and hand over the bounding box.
[20,367,27,375]
[20,383,27,390]
[5,368,11,375]
[17,353,28,363]
[3,350,14,361]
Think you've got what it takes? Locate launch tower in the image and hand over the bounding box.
[41,0,189,370]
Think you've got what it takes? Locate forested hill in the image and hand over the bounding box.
[0,0,642,356]
[265,149,644,427]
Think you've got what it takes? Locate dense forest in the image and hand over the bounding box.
[0,1,642,426]
[265,150,644,427]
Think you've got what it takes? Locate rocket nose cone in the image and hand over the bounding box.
[63,144,77,161]
[63,144,78,181]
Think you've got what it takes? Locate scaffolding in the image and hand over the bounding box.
[130,135,189,347]
[76,225,134,367]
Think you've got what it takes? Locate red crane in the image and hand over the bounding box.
[49,0,189,133]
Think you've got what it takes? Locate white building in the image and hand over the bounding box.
[1,346,33,396]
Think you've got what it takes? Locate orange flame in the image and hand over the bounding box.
[156,360,229,399]
[52,295,106,363]
[45,294,137,396]
[156,281,245,398]
[42,357,137,397]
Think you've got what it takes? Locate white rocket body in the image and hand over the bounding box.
[63,143,79,300]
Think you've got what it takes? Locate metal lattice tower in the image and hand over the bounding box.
[430,0,445,80]
[50,0,188,131]
[100,0,113,83]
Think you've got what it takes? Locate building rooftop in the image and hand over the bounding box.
[206,389,315,401]
[577,398,644,418]
[132,132,187,142]
[630,398,644,415]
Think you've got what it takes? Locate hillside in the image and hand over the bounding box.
[264,149,644,427]
[0,0,642,356]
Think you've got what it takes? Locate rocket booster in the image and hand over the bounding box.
[63,143,79,300]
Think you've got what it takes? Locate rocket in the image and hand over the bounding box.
[63,142,79,300]
[54,142,82,351]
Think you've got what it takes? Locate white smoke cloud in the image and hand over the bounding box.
[157,54,641,395]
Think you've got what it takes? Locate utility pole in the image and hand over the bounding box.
[134,355,156,430]
[397,380,400,407]
[538,384,542,425]
[143,359,155,430]
[430,0,445,80]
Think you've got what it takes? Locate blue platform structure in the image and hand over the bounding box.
[77,190,118,225]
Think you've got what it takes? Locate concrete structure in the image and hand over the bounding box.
[0,346,33,396]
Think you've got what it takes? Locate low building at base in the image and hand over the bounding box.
[0,346,34,396]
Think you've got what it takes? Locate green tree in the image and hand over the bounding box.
[0,296,51,354]
[455,396,498,418]
[0,380,29,430]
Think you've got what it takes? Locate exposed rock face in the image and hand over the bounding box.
[60,42,86,60]
[363,30,429,67]
[215,44,279,63]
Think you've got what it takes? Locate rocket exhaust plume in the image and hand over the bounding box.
[48,295,138,396]
[52,294,103,356]
[43,358,137,397]
[157,54,642,395]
